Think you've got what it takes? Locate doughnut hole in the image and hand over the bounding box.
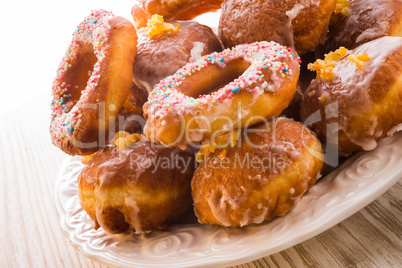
[180,59,251,98]
[62,43,97,108]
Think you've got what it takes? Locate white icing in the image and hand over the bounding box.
[207,190,231,227]
[289,188,295,194]
[250,207,268,225]
[387,124,402,136]
[239,209,251,227]
[286,4,305,21]
[188,42,205,62]
[125,198,143,234]
[160,0,182,6]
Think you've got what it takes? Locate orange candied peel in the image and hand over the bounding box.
[196,130,240,162]
[123,99,142,115]
[111,131,146,150]
[308,47,348,81]
[348,54,371,71]
[138,15,179,39]
[334,0,350,16]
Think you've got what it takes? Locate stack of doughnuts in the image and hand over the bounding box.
[50,0,401,234]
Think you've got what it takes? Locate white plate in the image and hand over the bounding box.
[54,132,402,268]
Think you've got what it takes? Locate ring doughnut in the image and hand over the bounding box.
[131,0,223,29]
[143,41,300,148]
[50,10,138,155]
[301,36,402,155]
[191,118,324,227]
[218,0,337,55]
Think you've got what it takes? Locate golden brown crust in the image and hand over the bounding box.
[191,118,324,227]
[218,0,337,55]
[131,0,223,29]
[133,20,223,92]
[326,0,402,51]
[78,140,196,234]
[301,36,402,155]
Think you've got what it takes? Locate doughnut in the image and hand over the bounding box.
[301,36,402,156]
[125,82,149,115]
[107,83,148,139]
[50,10,138,155]
[78,132,196,234]
[218,0,337,55]
[326,0,402,51]
[191,118,324,227]
[131,0,223,29]
[133,16,223,92]
[143,41,301,148]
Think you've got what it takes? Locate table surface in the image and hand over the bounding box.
[1,1,401,267]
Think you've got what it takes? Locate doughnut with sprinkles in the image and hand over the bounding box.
[50,10,138,155]
[143,41,301,148]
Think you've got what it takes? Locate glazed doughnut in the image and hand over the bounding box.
[78,132,196,234]
[301,36,402,156]
[50,10,137,155]
[218,0,337,55]
[143,41,300,148]
[326,0,402,51]
[133,17,223,92]
[131,0,223,29]
[191,118,324,227]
